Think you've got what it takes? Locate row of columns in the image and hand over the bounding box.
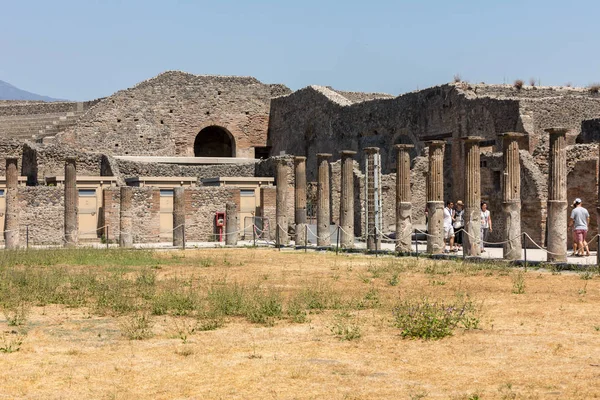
[274,127,570,261]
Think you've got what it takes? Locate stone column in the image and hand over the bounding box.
[395,144,414,253]
[500,133,525,260]
[225,202,238,246]
[426,141,445,254]
[173,187,185,247]
[119,186,133,248]
[340,150,356,248]
[294,156,307,245]
[64,158,78,247]
[275,159,289,245]
[4,158,19,249]
[546,128,568,262]
[317,153,332,246]
[462,137,483,257]
[364,147,381,251]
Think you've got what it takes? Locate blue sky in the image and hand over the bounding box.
[1,0,598,100]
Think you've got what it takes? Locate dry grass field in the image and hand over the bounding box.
[0,248,599,399]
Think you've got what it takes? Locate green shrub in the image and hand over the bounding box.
[393,295,480,340]
[330,312,361,341]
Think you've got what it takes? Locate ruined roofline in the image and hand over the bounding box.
[308,85,354,106]
[276,83,458,107]
[451,81,600,100]
[325,87,395,103]
[129,70,275,90]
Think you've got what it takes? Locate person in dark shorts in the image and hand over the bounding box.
[453,200,464,250]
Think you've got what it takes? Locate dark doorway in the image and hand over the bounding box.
[194,126,235,157]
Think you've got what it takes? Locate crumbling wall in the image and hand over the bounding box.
[567,159,598,251]
[56,71,290,158]
[18,186,64,245]
[0,139,24,176]
[22,143,102,184]
[0,100,100,116]
[185,187,240,241]
[259,187,276,240]
[579,118,600,143]
[268,83,523,205]
[108,158,257,181]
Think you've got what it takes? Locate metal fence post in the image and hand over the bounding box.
[596,234,600,268]
[276,226,280,251]
[336,226,340,255]
[106,226,109,250]
[183,225,186,250]
[523,233,527,266]
[26,225,29,249]
[253,223,256,247]
[305,224,308,253]
[415,229,418,258]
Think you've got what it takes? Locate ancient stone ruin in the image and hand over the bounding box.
[1,71,600,257]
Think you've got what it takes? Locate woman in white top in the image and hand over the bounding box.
[480,202,492,252]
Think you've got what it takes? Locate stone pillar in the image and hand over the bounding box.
[294,156,307,245]
[546,128,568,262]
[462,137,483,257]
[317,153,332,246]
[275,159,289,245]
[64,158,78,247]
[225,202,238,246]
[364,147,381,251]
[119,186,133,248]
[395,144,414,253]
[173,187,185,247]
[500,133,525,260]
[4,158,19,249]
[340,150,356,248]
[426,141,445,254]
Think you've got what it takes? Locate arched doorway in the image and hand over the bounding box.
[194,126,235,157]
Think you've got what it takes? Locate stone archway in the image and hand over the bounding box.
[194,126,236,157]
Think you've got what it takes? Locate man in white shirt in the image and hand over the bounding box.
[569,198,590,257]
[443,201,455,253]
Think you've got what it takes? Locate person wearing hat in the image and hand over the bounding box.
[569,198,590,257]
[453,200,465,251]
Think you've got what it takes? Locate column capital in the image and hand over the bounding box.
[425,140,445,148]
[394,144,414,151]
[275,157,289,165]
[316,153,332,159]
[498,132,527,139]
[461,136,485,143]
[65,157,77,163]
[545,127,569,136]
[364,147,380,154]
[294,156,306,163]
[340,150,357,157]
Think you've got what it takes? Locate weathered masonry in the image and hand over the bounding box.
[1,71,600,250]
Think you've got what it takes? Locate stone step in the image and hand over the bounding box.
[0,112,81,122]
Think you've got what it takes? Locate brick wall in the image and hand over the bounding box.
[259,187,276,240]
[102,188,120,242]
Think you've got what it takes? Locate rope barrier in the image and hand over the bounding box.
[305,224,339,241]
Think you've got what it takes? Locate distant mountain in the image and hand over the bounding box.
[0,80,65,101]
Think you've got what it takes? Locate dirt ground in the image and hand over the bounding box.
[1,248,600,399]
